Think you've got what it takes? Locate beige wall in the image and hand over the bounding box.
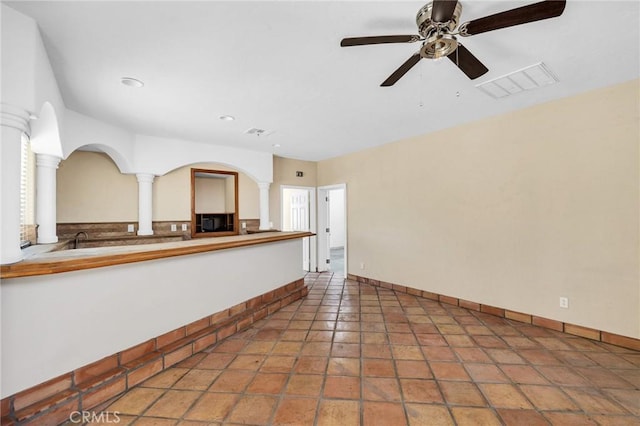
[225,175,235,212]
[318,79,640,339]
[194,177,226,213]
[57,155,260,222]
[270,156,317,229]
[57,151,138,222]
[153,165,190,220]
[193,175,236,213]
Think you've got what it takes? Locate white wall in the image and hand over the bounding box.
[60,109,135,172]
[57,114,274,189]
[1,4,64,117]
[1,4,37,111]
[134,134,273,183]
[1,239,304,397]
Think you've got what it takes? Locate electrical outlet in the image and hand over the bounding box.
[127,224,134,233]
[559,297,569,309]
[242,222,247,229]
[171,224,177,232]
[360,262,365,270]
[181,223,187,231]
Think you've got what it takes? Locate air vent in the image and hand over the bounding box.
[244,128,274,137]
[476,62,559,99]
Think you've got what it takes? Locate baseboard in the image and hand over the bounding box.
[347,273,640,352]
[0,279,308,425]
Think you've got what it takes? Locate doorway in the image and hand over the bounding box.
[281,186,316,271]
[318,184,347,277]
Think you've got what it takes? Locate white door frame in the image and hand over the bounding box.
[280,185,317,272]
[317,183,347,276]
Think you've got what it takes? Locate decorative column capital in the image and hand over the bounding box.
[0,102,31,134]
[35,153,62,169]
[257,182,271,191]
[136,173,156,184]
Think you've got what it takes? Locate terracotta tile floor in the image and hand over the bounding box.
[104,272,640,425]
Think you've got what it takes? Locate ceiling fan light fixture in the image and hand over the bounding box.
[420,33,458,59]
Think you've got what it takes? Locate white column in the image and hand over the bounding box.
[136,173,155,236]
[36,153,61,244]
[258,182,271,230]
[0,104,30,264]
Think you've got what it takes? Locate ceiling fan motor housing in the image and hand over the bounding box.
[416,2,462,59]
[416,1,462,35]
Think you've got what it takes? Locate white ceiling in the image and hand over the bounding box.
[6,1,640,161]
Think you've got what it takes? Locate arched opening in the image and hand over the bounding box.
[29,102,63,158]
[68,144,131,174]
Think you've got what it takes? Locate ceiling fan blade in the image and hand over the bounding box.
[340,35,420,47]
[461,0,566,36]
[431,0,458,23]
[447,44,488,80]
[381,53,421,87]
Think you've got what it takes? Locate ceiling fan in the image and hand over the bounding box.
[340,0,566,86]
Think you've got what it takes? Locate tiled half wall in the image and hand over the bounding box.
[0,279,307,425]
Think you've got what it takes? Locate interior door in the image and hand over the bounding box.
[316,188,330,272]
[318,184,346,275]
[325,193,331,269]
[289,191,310,271]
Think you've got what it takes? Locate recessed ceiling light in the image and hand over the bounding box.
[121,77,144,88]
[219,115,235,121]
